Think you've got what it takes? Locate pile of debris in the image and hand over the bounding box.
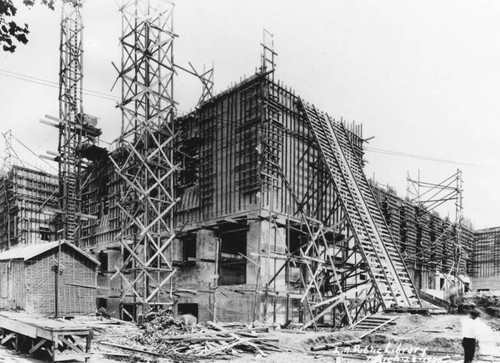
[132,310,281,359]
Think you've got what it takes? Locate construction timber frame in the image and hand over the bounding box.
[258,44,420,328]
[57,0,85,243]
[110,0,177,321]
[38,0,101,246]
[407,170,466,280]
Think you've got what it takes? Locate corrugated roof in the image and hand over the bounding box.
[0,240,100,265]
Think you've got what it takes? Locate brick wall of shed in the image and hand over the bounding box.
[0,260,25,310]
[25,247,97,315]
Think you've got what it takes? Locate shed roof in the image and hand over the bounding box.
[0,240,100,265]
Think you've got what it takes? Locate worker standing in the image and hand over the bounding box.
[461,308,482,363]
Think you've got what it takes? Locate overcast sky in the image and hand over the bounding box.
[0,0,499,229]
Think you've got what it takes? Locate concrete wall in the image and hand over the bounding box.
[174,228,218,290]
[96,249,122,317]
[256,219,288,324]
[472,277,500,292]
[171,220,291,324]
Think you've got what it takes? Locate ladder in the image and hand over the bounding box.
[66,172,77,242]
[298,100,420,309]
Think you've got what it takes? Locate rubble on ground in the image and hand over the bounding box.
[98,310,283,360]
[82,311,500,363]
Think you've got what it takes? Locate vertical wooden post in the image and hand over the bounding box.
[55,240,61,318]
[213,237,220,322]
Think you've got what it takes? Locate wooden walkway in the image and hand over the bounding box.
[0,311,92,362]
[351,314,399,338]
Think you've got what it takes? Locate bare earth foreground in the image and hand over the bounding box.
[1,312,500,363]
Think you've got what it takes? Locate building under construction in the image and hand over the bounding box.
[0,165,58,251]
[472,227,500,292]
[0,0,498,331]
[2,59,471,327]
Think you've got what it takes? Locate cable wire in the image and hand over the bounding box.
[365,146,497,170]
[0,68,120,102]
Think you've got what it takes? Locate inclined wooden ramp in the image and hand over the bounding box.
[298,100,421,310]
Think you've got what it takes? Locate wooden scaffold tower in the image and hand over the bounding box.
[407,170,465,283]
[110,0,178,321]
[42,0,101,245]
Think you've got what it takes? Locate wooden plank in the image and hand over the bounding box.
[359,316,398,339]
[1,332,15,345]
[53,353,91,362]
[0,312,89,332]
[100,341,160,356]
[311,338,362,352]
[0,316,37,338]
[37,328,89,341]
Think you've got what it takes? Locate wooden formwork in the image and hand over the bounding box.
[473,227,500,278]
[370,183,475,277]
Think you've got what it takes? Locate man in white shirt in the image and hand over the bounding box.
[461,308,482,363]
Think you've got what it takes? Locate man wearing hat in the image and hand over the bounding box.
[461,308,482,363]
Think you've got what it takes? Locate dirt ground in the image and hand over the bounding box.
[1,312,500,363]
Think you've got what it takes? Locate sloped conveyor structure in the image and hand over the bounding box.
[297,100,421,310]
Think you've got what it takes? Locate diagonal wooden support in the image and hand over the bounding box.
[1,332,15,345]
[29,338,47,355]
[59,336,85,354]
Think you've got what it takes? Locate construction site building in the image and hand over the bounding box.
[370,183,474,296]
[0,165,58,251]
[72,73,472,324]
[472,227,500,291]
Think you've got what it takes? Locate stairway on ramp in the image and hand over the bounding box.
[298,100,421,310]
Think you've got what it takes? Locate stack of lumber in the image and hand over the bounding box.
[127,311,280,358]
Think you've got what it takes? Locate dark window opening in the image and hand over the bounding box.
[428,274,435,290]
[98,252,108,274]
[121,303,136,322]
[97,298,108,310]
[219,230,247,286]
[182,234,197,261]
[178,303,198,319]
[287,226,304,254]
[291,298,303,323]
[40,226,50,241]
[123,248,133,270]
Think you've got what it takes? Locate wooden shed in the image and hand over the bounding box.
[0,240,99,315]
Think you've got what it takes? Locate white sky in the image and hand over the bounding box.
[0,0,499,229]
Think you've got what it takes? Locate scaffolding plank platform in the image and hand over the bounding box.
[0,311,92,362]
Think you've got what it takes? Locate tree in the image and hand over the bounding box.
[0,0,55,53]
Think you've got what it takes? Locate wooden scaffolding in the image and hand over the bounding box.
[109,0,178,321]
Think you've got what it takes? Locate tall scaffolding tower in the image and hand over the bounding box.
[407,170,465,280]
[57,0,84,243]
[41,0,101,245]
[2,130,13,174]
[110,0,177,321]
